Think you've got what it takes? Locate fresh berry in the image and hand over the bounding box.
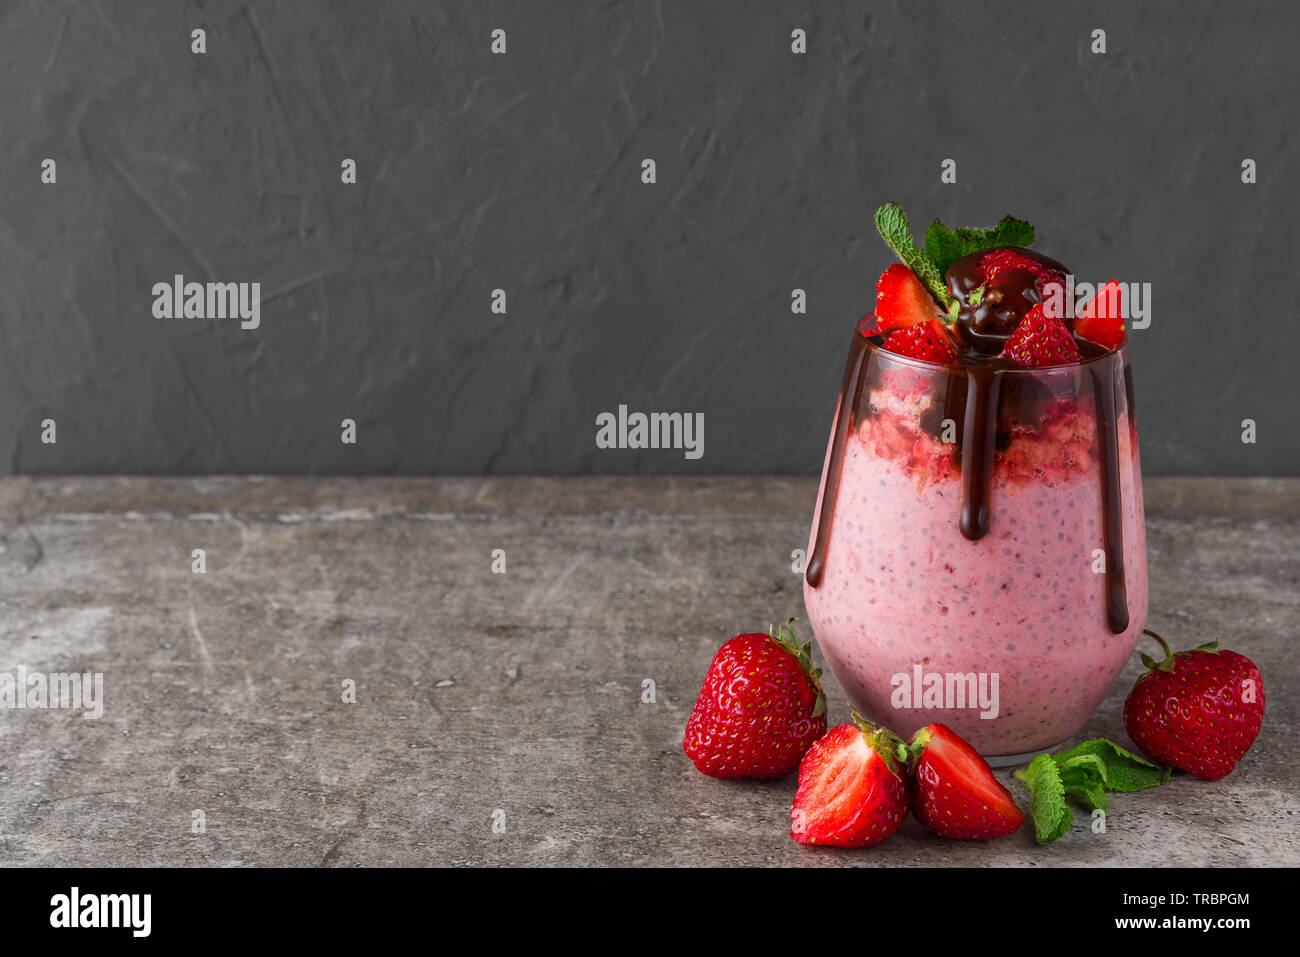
[977,248,1040,278]
[979,248,1062,285]
[875,263,941,332]
[880,318,957,364]
[1000,303,1082,367]
[684,619,827,779]
[1073,279,1126,350]
[907,724,1025,839]
[790,712,909,847]
[1035,272,1068,301]
[1123,631,1265,781]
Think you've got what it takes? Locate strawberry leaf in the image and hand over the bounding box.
[769,618,826,718]
[1140,629,1178,671]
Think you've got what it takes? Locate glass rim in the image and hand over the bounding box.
[857,314,1127,375]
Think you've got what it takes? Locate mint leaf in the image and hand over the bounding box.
[923,215,1037,277]
[921,221,968,281]
[873,203,948,306]
[1016,754,1072,845]
[1066,776,1108,813]
[1055,739,1172,792]
[1058,755,1109,812]
[1016,738,1172,846]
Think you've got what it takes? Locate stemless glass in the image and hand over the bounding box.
[802,322,1147,763]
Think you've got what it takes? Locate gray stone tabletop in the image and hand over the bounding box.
[0,476,1295,867]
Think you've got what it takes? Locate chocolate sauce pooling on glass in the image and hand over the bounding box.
[807,249,1133,635]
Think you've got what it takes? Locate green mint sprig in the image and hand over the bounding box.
[1015,739,1172,845]
[1019,753,1071,844]
[871,202,1037,315]
[873,203,949,306]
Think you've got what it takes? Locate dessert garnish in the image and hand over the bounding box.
[1016,738,1172,844]
[870,202,1127,366]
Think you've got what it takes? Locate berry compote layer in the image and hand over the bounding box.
[802,334,1148,757]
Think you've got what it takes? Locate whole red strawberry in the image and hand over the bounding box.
[1123,630,1265,781]
[1000,302,1082,367]
[684,619,827,779]
[908,724,1024,839]
[790,711,909,847]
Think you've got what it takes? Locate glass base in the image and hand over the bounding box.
[983,743,1064,769]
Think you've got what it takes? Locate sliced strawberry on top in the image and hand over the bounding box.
[790,712,909,848]
[908,723,1025,840]
[1000,303,1082,367]
[980,247,1069,314]
[979,248,1063,286]
[1073,279,1126,351]
[880,318,957,365]
[875,263,941,332]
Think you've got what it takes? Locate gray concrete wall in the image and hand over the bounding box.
[2,0,1294,475]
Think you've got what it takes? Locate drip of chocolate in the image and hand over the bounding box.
[1089,361,1130,633]
[958,367,1000,540]
[805,333,870,589]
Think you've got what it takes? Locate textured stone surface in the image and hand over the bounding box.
[1,1,1296,476]
[0,476,1294,866]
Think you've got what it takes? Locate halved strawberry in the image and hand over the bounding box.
[1000,303,1081,367]
[880,318,957,364]
[790,712,909,848]
[1073,279,1125,351]
[908,724,1025,840]
[875,263,941,332]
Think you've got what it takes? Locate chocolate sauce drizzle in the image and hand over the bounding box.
[1089,361,1129,633]
[958,367,1000,540]
[806,330,1133,635]
[805,333,870,590]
